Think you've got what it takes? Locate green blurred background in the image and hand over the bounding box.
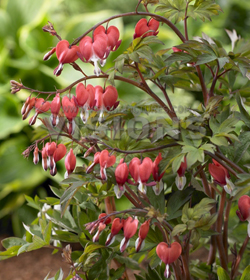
[0,0,250,237]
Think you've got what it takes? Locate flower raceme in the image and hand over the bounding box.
[114,159,129,199]
[208,159,234,194]
[156,242,182,278]
[38,142,67,176]
[175,157,187,190]
[133,18,159,39]
[237,195,250,237]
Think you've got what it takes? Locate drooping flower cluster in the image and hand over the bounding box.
[44,25,121,76]
[21,83,119,134]
[32,142,76,178]
[87,152,190,198]
[88,214,150,253]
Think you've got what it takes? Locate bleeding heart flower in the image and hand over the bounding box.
[94,85,119,121]
[99,150,116,180]
[237,195,250,237]
[114,159,129,199]
[129,157,153,194]
[41,147,48,171]
[209,159,234,194]
[21,96,36,120]
[120,217,138,252]
[106,218,124,246]
[50,93,61,127]
[33,147,39,165]
[135,220,150,252]
[54,40,79,76]
[152,153,165,195]
[62,96,79,135]
[53,144,67,163]
[65,148,76,178]
[175,157,187,190]
[94,25,121,53]
[156,242,182,278]
[86,152,101,173]
[92,213,111,242]
[79,34,107,76]
[29,98,51,125]
[133,18,159,39]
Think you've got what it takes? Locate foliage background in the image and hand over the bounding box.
[0,0,250,238]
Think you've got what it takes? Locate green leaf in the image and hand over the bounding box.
[217,266,230,280]
[155,0,186,24]
[147,266,161,280]
[172,224,187,236]
[60,182,84,216]
[188,0,222,22]
[196,53,217,65]
[44,221,52,244]
[167,188,194,220]
[165,52,193,66]
[240,265,250,280]
[114,255,139,270]
[110,266,126,280]
[236,93,250,128]
[1,237,28,249]
[26,235,47,252]
[147,187,165,214]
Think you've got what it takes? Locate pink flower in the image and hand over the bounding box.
[21,96,36,120]
[62,96,79,135]
[209,159,234,194]
[50,93,61,127]
[135,220,150,252]
[129,157,153,194]
[54,40,79,76]
[86,152,101,173]
[175,157,187,190]
[156,242,182,278]
[99,150,116,180]
[92,213,111,242]
[237,195,250,237]
[29,98,50,125]
[114,159,129,199]
[120,217,138,252]
[33,147,39,165]
[94,85,119,121]
[105,218,124,246]
[152,153,165,195]
[65,148,76,178]
[133,18,159,39]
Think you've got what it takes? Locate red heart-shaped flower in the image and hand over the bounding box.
[56,40,79,64]
[53,144,67,163]
[156,242,182,264]
[237,195,250,221]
